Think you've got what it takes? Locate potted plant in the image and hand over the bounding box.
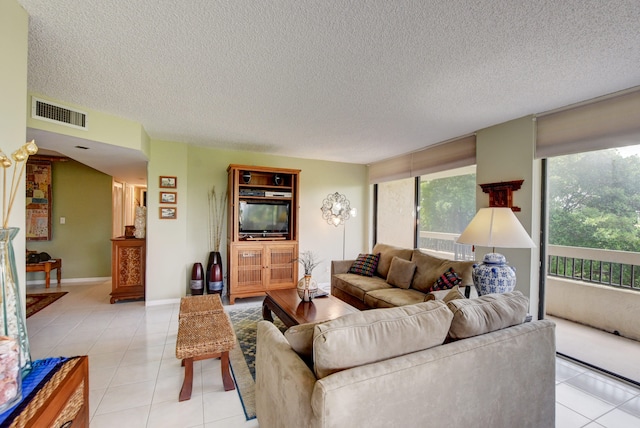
[295,251,321,301]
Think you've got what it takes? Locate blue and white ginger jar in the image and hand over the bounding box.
[472,253,516,296]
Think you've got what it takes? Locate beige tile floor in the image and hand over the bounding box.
[24,280,640,427]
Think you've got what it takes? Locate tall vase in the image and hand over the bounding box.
[206,251,224,295]
[134,206,146,239]
[296,274,318,302]
[0,228,31,376]
[190,262,204,295]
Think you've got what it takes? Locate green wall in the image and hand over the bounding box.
[26,159,112,281]
[146,141,369,302]
[0,0,28,296]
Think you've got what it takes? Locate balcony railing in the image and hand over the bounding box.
[547,245,640,291]
[418,231,474,261]
[419,230,640,292]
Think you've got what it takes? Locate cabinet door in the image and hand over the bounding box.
[266,243,298,289]
[111,239,145,303]
[231,245,266,292]
[115,244,145,289]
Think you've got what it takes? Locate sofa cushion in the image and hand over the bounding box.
[431,267,462,291]
[364,288,426,308]
[348,253,381,277]
[333,273,392,303]
[313,301,453,379]
[410,249,474,293]
[285,321,324,360]
[447,291,529,339]
[386,256,417,289]
[372,243,413,279]
[424,285,466,303]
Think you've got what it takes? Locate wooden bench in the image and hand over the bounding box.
[26,258,62,288]
[175,295,236,401]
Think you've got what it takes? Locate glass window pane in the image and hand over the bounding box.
[376,178,415,248]
[418,166,476,260]
[548,145,640,252]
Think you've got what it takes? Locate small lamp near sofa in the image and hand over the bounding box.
[456,207,536,295]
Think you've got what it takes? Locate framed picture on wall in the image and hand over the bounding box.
[160,207,177,219]
[160,191,177,204]
[26,160,52,240]
[159,176,177,188]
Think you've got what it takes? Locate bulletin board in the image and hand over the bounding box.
[26,160,52,241]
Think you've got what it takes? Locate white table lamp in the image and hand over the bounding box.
[456,207,536,295]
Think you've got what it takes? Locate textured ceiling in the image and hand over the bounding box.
[17,0,640,174]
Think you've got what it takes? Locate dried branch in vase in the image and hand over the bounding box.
[208,185,228,252]
[295,250,322,275]
[0,140,38,228]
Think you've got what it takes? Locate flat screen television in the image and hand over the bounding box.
[239,201,290,236]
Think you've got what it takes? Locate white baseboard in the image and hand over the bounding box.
[26,277,111,286]
[145,298,180,307]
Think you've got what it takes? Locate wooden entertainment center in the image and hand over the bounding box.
[227,165,300,304]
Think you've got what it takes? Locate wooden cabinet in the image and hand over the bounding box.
[227,165,300,304]
[110,238,146,303]
[230,242,298,294]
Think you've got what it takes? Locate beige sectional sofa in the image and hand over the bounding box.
[332,243,477,309]
[256,293,556,428]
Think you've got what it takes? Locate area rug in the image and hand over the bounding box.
[228,306,286,421]
[25,292,67,318]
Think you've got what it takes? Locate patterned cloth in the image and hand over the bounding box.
[0,357,71,424]
[348,253,381,277]
[431,267,462,291]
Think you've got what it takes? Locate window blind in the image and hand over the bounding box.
[368,134,476,184]
[536,87,640,159]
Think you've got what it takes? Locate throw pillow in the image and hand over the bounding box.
[431,267,461,292]
[313,300,453,379]
[285,321,326,360]
[443,285,466,303]
[348,253,381,277]
[410,249,474,293]
[447,291,529,339]
[386,256,417,289]
[372,243,413,278]
[424,285,465,303]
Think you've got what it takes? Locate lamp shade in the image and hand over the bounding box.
[456,207,536,249]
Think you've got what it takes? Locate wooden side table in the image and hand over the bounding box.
[26,259,62,288]
[0,356,89,427]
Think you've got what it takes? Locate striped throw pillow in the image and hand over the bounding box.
[348,253,381,277]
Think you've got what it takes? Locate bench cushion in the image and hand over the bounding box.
[176,311,236,359]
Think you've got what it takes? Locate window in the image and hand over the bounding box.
[418,166,476,259]
[376,178,415,248]
[547,144,640,287]
[375,166,476,257]
[548,146,640,251]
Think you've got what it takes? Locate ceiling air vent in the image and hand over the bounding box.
[31,97,88,130]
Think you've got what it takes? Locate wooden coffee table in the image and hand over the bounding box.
[263,288,358,327]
